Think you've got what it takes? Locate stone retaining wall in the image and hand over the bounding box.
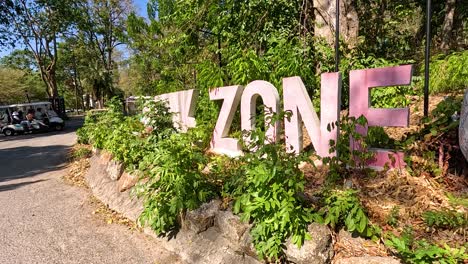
[84,150,398,264]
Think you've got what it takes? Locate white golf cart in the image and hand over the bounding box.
[0,102,65,136]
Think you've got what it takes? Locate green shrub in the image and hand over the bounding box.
[424,51,468,93]
[136,128,216,235]
[423,210,468,230]
[102,116,145,170]
[71,146,92,160]
[386,229,467,264]
[223,111,317,261]
[319,189,380,239]
[76,109,107,144]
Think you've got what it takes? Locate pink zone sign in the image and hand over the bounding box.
[154,65,413,169]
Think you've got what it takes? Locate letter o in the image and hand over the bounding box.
[240,81,280,146]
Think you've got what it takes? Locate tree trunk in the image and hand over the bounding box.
[47,68,59,98]
[313,0,359,47]
[440,0,456,51]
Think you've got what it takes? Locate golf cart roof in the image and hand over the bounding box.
[0,102,51,109]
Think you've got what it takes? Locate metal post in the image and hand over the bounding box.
[218,35,222,68]
[424,0,431,117]
[335,0,340,72]
[25,91,31,103]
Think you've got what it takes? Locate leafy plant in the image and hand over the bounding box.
[422,210,468,230]
[224,111,317,261]
[322,114,377,185]
[386,229,467,264]
[387,206,400,227]
[136,127,216,235]
[71,146,92,160]
[401,96,462,177]
[139,98,176,137]
[319,189,379,239]
[423,51,468,93]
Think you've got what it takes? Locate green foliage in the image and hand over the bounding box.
[222,111,316,261]
[386,206,400,227]
[102,116,145,170]
[425,51,468,93]
[386,229,468,264]
[422,210,468,230]
[79,96,216,236]
[447,193,468,208]
[76,110,106,144]
[136,127,216,235]
[139,99,176,137]
[355,1,423,61]
[82,98,126,149]
[401,96,462,175]
[322,114,377,184]
[0,66,47,104]
[71,146,92,160]
[319,189,379,239]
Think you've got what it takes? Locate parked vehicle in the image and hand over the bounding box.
[0,102,65,136]
[0,123,24,136]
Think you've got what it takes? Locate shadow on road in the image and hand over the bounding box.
[0,145,71,183]
[0,179,48,192]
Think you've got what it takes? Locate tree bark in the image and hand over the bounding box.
[440,0,456,51]
[313,0,359,47]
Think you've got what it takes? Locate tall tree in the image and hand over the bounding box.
[76,0,133,107]
[440,0,457,51]
[1,0,78,98]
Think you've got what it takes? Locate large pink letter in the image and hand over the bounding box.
[349,65,413,169]
[240,81,280,145]
[283,74,342,157]
[209,85,244,156]
[155,89,199,132]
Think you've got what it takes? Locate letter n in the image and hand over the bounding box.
[283,73,342,157]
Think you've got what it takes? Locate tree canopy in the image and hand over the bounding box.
[0,0,466,108]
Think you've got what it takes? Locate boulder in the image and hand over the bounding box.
[184,200,221,234]
[117,172,139,192]
[284,223,333,264]
[99,151,112,165]
[91,147,100,155]
[215,210,251,243]
[335,256,401,264]
[239,230,257,259]
[106,159,123,181]
[459,91,468,161]
[336,229,387,258]
[86,154,143,222]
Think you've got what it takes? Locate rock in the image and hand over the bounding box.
[459,91,468,161]
[240,230,257,259]
[215,210,251,243]
[106,159,123,181]
[285,223,333,264]
[336,229,387,258]
[99,151,112,165]
[184,200,221,234]
[87,153,262,264]
[118,172,139,192]
[335,256,401,264]
[92,147,100,155]
[85,154,143,222]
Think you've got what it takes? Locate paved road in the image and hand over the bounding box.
[0,117,181,264]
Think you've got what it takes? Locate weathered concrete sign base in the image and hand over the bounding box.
[85,150,335,264]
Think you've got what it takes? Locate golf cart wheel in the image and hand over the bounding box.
[54,124,64,131]
[3,128,14,136]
